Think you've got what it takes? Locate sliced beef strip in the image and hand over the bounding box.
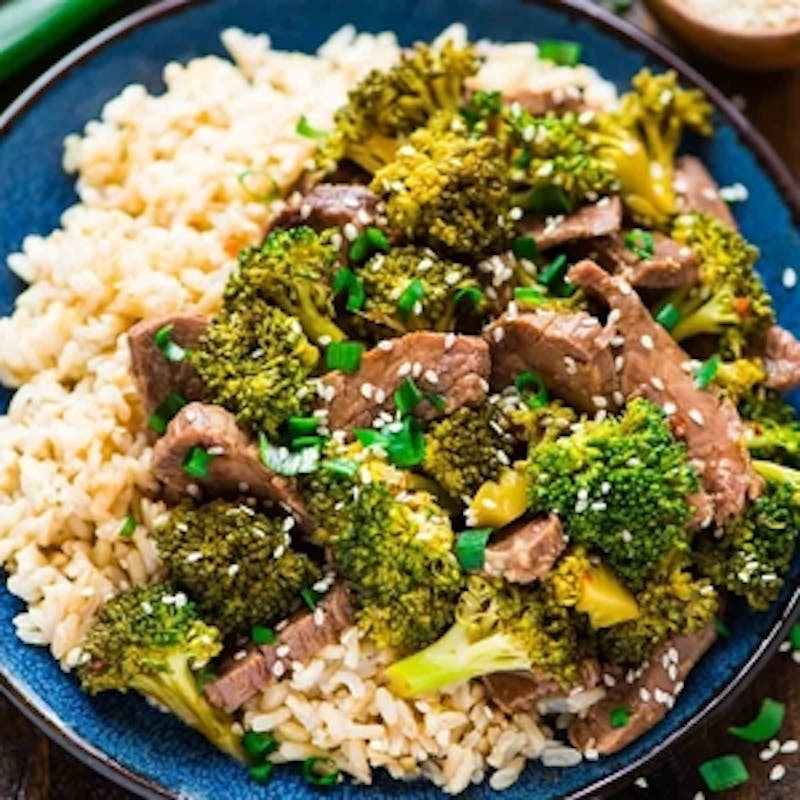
[567,259,760,525]
[485,310,621,414]
[574,231,699,289]
[569,624,716,755]
[500,85,588,116]
[483,514,566,584]
[519,196,622,251]
[266,183,380,233]
[127,313,208,413]
[674,156,737,229]
[205,583,352,713]
[151,402,309,527]
[752,324,800,391]
[319,332,491,432]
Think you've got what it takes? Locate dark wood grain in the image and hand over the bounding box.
[0,1,798,798]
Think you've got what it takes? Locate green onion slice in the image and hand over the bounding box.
[354,428,387,449]
[655,301,682,332]
[322,458,360,478]
[791,621,800,650]
[397,278,425,317]
[325,341,364,373]
[512,235,539,260]
[514,287,545,306]
[258,433,320,476]
[455,529,492,571]
[395,377,423,415]
[536,254,569,290]
[286,416,319,439]
[610,707,631,729]
[183,446,216,480]
[302,757,340,787]
[355,418,426,468]
[333,268,366,312]
[714,617,732,639]
[118,515,137,539]
[242,730,278,760]
[348,226,390,264]
[527,185,574,215]
[249,762,275,785]
[624,228,655,260]
[698,755,749,793]
[148,392,187,435]
[426,392,447,413]
[538,39,583,66]
[237,169,280,202]
[290,435,327,451]
[612,0,633,12]
[296,115,326,138]
[195,667,218,690]
[154,324,188,362]
[729,698,785,743]
[695,355,720,389]
[251,625,277,647]
[515,371,549,409]
[300,588,319,610]
[453,286,484,307]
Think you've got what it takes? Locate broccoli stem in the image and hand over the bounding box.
[752,459,800,499]
[670,292,738,342]
[133,655,248,763]
[294,284,346,344]
[383,623,530,698]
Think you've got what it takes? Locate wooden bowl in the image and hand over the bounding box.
[644,0,800,71]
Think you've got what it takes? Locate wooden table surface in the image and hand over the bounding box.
[0,1,798,798]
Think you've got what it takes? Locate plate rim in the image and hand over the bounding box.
[0,1,799,799]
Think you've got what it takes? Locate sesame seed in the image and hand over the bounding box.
[584,748,600,761]
[343,222,358,241]
[779,640,792,653]
[271,660,286,678]
[613,391,625,406]
[509,206,524,221]
[610,335,626,348]
[592,395,608,409]
[621,530,633,543]
[639,334,654,350]
[377,339,394,351]
[650,376,665,391]
[444,333,456,350]
[694,792,706,800]
[238,481,250,493]
[769,764,786,782]
[412,361,423,379]
[602,673,616,687]
[493,326,505,343]
[318,334,332,347]
[783,267,797,289]
[276,644,291,658]
[688,408,705,426]
[607,308,621,325]
[639,687,651,703]
[614,355,625,372]
[227,564,240,577]
[781,740,799,754]
[667,663,678,682]
[185,551,203,563]
[397,361,412,378]
[563,356,577,375]
[275,619,289,631]
[674,681,685,695]
[360,382,374,399]
[313,607,326,626]
[663,402,677,416]
[233,649,248,661]
[793,650,800,664]
[424,369,439,384]
[634,777,649,789]
[273,545,285,559]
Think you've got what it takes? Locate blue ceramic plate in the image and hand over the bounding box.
[1,1,799,798]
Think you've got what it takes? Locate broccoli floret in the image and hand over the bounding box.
[742,394,800,467]
[370,125,514,259]
[384,574,580,698]
[154,500,322,635]
[422,402,516,500]
[190,298,319,438]
[588,69,713,226]
[501,396,578,450]
[694,482,798,611]
[317,41,480,175]
[78,583,246,761]
[713,357,767,405]
[227,226,345,345]
[597,555,718,665]
[663,213,774,357]
[527,398,700,588]
[355,245,479,335]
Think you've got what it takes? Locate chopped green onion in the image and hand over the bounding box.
[695,355,721,389]
[354,418,425,468]
[322,458,360,478]
[624,228,655,260]
[729,698,785,743]
[514,147,532,170]
[301,588,318,610]
[290,435,327,451]
[148,392,187,435]
[286,416,319,439]
[183,446,216,480]
[325,341,364,373]
[395,377,423,415]
[514,287,545,306]
[354,428,387,449]
[612,0,633,12]
[195,667,218,689]
[258,433,320,476]
[302,756,340,787]
[655,301,682,332]
[455,529,492,571]
[242,730,278,760]
[536,254,569,290]
[249,762,275,785]
[714,617,732,639]
[348,226,390,264]
[154,324,188,362]
[118,515,137,539]
[237,169,280,202]
[397,278,425,317]
[333,267,366,312]
[698,755,749,793]
[426,392,447,413]
[512,235,539,260]
[538,39,582,66]
[296,115,326,139]
[515,371,549,409]
[527,185,574,215]
[610,707,631,729]
[791,621,800,650]
[251,625,277,646]
[453,286,484,307]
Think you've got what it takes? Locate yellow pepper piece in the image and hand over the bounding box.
[469,467,528,529]
[576,566,639,628]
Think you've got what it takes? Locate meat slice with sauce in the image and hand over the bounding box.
[674,156,737,228]
[151,402,309,526]
[267,184,380,234]
[483,515,566,584]
[568,259,761,524]
[752,324,800,391]
[319,332,491,431]
[486,310,620,413]
[569,624,716,755]
[205,584,352,713]
[127,312,208,412]
[520,196,622,251]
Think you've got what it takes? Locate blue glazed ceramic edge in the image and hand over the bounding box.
[0,2,798,800]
